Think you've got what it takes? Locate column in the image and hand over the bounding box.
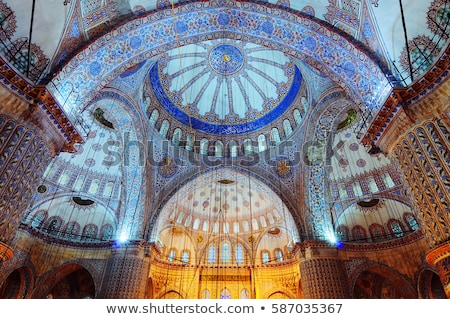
[298,241,349,298]
[391,119,450,247]
[0,77,78,262]
[0,114,52,262]
[100,243,151,298]
[426,243,450,298]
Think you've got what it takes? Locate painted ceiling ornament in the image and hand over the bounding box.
[274,156,293,178]
[209,44,244,75]
[158,156,178,178]
[0,0,17,41]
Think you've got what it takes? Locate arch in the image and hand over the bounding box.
[215,140,223,157]
[172,128,182,146]
[229,140,238,157]
[31,210,47,229]
[417,267,447,299]
[158,290,184,299]
[32,263,97,299]
[50,2,389,119]
[265,289,296,299]
[0,266,34,299]
[63,221,81,240]
[351,263,416,298]
[387,219,405,238]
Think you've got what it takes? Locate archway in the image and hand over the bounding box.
[0,267,33,299]
[148,167,301,299]
[417,268,447,299]
[33,264,96,299]
[352,264,416,298]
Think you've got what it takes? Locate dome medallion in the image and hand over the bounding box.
[209,44,244,75]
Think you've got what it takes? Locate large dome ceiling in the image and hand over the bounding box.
[149,39,300,135]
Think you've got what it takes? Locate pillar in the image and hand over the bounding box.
[298,241,349,298]
[391,119,450,248]
[426,243,450,298]
[376,79,450,297]
[0,76,78,262]
[0,114,54,263]
[101,243,151,298]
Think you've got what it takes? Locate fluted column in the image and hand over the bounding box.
[0,114,52,261]
[101,243,151,298]
[391,119,450,247]
[298,241,349,298]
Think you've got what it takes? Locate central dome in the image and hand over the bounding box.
[149,40,301,135]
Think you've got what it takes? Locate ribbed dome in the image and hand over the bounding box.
[149,39,301,135]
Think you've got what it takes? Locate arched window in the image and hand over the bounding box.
[208,245,216,264]
[404,213,419,231]
[181,250,190,263]
[352,182,363,197]
[382,172,395,188]
[351,225,367,242]
[261,250,270,264]
[202,220,209,232]
[367,177,378,193]
[222,242,231,263]
[243,221,249,232]
[232,221,240,234]
[159,120,169,138]
[251,218,259,231]
[388,219,404,238]
[172,128,182,146]
[168,248,176,262]
[260,216,267,228]
[31,210,47,228]
[243,139,253,156]
[58,170,72,186]
[258,134,267,152]
[64,222,80,240]
[215,141,223,157]
[236,244,244,264]
[100,224,114,241]
[184,215,192,228]
[283,119,293,137]
[275,249,283,262]
[201,289,210,299]
[240,288,249,299]
[186,134,194,151]
[82,224,98,241]
[149,109,159,127]
[369,223,386,241]
[74,175,85,191]
[193,218,200,230]
[46,217,62,236]
[200,139,209,155]
[229,140,238,157]
[267,212,275,224]
[293,109,302,125]
[88,179,100,194]
[271,128,281,145]
[104,182,115,197]
[220,288,231,299]
[335,225,350,241]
